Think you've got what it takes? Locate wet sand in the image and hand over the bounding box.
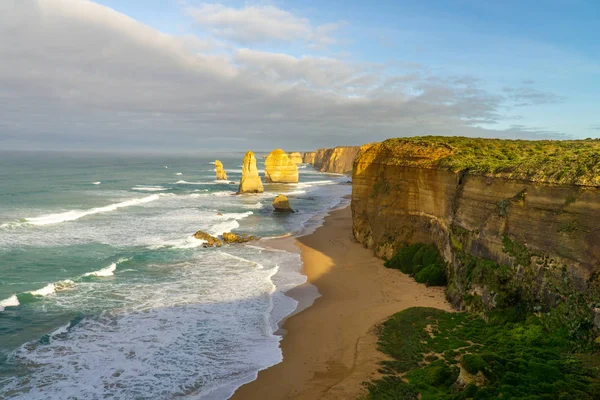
[231,205,452,400]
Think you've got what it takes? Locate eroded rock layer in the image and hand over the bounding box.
[352,138,600,319]
[303,145,372,174]
[238,151,264,193]
[264,149,298,183]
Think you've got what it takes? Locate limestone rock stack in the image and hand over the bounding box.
[238,151,264,193]
[288,152,303,165]
[215,160,227,180]
[264,149,299,183]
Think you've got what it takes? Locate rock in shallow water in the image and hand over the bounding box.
[222,232,258,244]
[272,194,294,212]
[193,230,222,247]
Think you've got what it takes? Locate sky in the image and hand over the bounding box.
[1,0,599,152]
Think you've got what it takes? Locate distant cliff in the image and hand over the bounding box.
[351,137,600,326]
[303,145,371,174]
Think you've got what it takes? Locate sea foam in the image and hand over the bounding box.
[27,280,75,297]
[83,258,129,278]
[0,295,20,312]
[24,194,161,226]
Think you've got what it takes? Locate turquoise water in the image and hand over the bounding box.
[0,151,350,399]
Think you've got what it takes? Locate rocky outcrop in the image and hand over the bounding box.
[303,145,373,174]
[302,151,316,165]
[272,194,293,212]
[215,160,227,180]
[222,232,258,244]
[352,137,600,320]
[238,151,264,193]
[193,230,223,247]
[264,149,299,183]
[288,152,303,165]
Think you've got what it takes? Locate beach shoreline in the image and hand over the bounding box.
[231,204,452,400]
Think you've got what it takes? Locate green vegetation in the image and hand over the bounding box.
[363,307,600,400]
[381,136,600,186]
[384,243,447,286]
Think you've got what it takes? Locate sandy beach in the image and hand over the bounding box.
[231,205,452,400]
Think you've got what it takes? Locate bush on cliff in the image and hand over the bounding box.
[384,243,423,273]
[385,243,447,286]
[364,307,600,400]
[414,264,447,286]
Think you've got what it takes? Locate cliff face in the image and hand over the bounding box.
[303,145,371,174]
[264,149,299,183]
[352,138,600,317]
[288,152,303,165]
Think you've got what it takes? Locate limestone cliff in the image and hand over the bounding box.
[215,160,227,180]
[238,151,264,193]
[302,151,316,165]
[352,137,600,320]
[264,149,298,183]
[303,145,372,174]
[288,152,303,165]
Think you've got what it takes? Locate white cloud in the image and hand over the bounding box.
[187,3,343,47]
[0,0,566,152]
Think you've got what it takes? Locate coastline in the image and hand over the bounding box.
[231,204,452,400]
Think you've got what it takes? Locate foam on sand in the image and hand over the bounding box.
[23,194,161,226]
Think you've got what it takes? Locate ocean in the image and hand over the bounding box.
[0,151,350,399]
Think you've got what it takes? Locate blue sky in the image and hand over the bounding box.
[98,0,600,137]
[1,0,599,151]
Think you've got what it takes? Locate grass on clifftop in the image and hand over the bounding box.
[374,136,600,186]
[363,307,600,400]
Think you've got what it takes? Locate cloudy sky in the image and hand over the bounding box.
[1,0,599,152]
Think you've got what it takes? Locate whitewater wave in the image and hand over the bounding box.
[176,180,234,185]
[0,295,20,312]
[26,280,75,297]
[175,172,183,176]
[22,195,161,226]
[83,258,129,278]
[147,212,253,249]
[242,202,263,209]
[92,181,101,185]
[187,191,235,198]
[131,185,168,192]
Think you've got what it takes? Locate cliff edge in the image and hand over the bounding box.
[352,137,600,327]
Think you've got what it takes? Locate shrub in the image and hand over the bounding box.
[422,245,441,266]
[384,243,423,274]
[411,245,428,267]
[413,264,424,275]
[414,264,447,286]
[461,354,487,374]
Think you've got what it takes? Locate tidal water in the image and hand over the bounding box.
[0,151,350,399]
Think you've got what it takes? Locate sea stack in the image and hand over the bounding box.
[215,160,227,180]
[288,152,303,165]
[264,149,299,183]
[272,194,293,212]
[238,151,264,193]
